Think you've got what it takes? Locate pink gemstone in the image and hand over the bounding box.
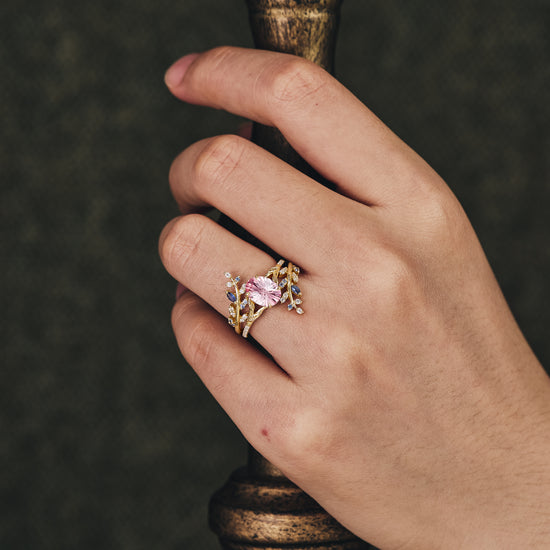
[245,276,282,307]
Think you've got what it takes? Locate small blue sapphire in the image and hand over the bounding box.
[291,285,301,295]
[288,303,294,310]
[227,292,237,302]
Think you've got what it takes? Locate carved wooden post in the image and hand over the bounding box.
[209,2,373,548]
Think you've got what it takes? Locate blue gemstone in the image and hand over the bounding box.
[227,292,237,302]
[291,285,301,295]
[288,303,294,310]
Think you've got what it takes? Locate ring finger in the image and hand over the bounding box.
[159,213,322,376]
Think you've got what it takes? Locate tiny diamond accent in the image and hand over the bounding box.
[292,273,299,282]
[295,298,302,305]
[296,308,304,314]
[241,314,248,322]
[226,281,232,288]
[293,266,300,273]
[225,272,231,278]
[280,267,287,275]
[279,278,288,288]
[239,287,246,295]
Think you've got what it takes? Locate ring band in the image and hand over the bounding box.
[225,260,304,338]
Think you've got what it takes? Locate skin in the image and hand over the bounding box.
[158,46,550,549]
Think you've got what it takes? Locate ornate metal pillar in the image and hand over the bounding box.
[209,2,373,548]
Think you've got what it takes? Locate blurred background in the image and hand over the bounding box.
[2,0,549,548]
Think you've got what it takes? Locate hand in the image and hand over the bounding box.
[159,47,550,549]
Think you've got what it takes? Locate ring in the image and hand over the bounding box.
[225,260,304,338]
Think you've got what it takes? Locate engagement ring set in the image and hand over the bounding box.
[225,260,304,338]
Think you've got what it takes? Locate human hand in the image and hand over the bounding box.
[159,47,550,549]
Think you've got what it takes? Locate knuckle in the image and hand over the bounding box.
[414,186,469,250]
[281,406,332,468]
[267,57,328,108]
[192,134,247,192]
[381,253,415,298]
[173,305,218,373]
[171,291,197,329]
[185,319,217,373]
[161,213,207,273]
[396,160,468,248]
[366,248,417,314]
[203,45,236,71]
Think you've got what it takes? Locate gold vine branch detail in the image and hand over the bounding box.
[270,260,304,315]
[225,273,246,334]
[225,260,304,338]
[225,272,268,338]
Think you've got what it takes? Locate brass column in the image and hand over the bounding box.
[209,2,373,548]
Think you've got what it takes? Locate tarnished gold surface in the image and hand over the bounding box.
[245,0,342,72]
[210,1,372,548]
[209,451,369,548]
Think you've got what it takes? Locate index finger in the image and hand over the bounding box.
[165,47,436,207]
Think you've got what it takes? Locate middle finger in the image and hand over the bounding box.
[169,134,372,269]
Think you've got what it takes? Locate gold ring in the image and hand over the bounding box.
[225,260,304,338]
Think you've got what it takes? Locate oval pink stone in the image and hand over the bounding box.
[245,276,281,307]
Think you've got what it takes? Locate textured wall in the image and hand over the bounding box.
[2,0,549,548]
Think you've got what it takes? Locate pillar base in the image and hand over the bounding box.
[209,449,374,549]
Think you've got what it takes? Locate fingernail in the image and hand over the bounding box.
[164,53,200,89]
[175,283,186,301]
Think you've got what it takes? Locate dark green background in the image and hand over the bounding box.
[2,1,549,548]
